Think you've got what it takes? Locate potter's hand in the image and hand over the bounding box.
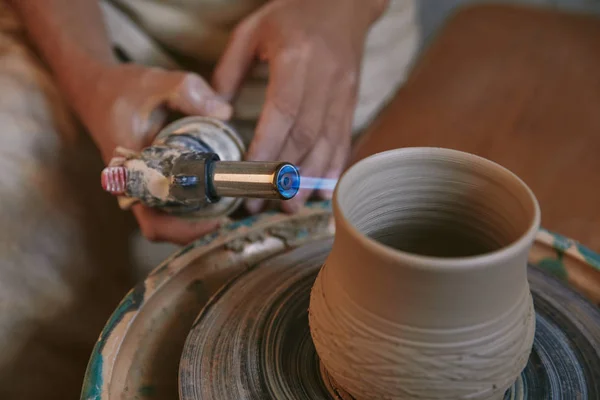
[82,64,233,245]
[213,0,388,213]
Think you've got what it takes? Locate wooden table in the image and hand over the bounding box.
[353,4,600,252]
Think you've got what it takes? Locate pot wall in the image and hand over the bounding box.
[308,148,540,400]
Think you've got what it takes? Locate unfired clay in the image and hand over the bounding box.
[309,148,541,400]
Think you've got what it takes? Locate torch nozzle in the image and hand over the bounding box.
[100,157,301,206]
[209,161,300,200]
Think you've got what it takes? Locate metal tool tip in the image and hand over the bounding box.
[276,163,300,199]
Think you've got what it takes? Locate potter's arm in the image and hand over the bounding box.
[9,0,116,117]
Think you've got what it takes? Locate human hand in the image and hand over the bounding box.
[80,64,233,245]
[213,0,389,213]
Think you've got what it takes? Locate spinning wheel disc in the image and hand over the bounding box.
[179,240,600,400]
[179,240,333,399]
[81,204,600,400]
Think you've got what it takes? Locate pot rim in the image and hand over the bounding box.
[333,147,541,271]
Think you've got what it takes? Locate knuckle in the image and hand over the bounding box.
[322,58,345,82]
[340,69,359,88]
[291,29,312,46]
[311,37,333,56]
[290,123,319,150]
[271,97,298,126]
[277,44,308,64]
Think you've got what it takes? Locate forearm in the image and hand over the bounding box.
[10,0,117,115]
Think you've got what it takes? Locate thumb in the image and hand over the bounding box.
[167,72,233,120]
[212,14,261,101]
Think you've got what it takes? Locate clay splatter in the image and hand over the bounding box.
[81,283,146,400]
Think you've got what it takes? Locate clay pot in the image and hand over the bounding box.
[308,148,540,400]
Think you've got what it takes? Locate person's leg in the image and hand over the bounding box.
[0,2,138,398]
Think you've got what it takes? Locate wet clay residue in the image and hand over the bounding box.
[223,213,333,253]
[126,158,170,201]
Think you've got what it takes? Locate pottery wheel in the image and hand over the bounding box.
[178,239,600,400]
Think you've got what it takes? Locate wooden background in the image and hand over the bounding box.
[354,4,600,252]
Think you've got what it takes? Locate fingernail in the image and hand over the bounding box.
[187,79,233,120]
[187,80,205,105]
[205,98,233,120]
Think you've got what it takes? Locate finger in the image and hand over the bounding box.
[276,55,338,165]
[212,12,262,101]
[281,136,332,213]
[133,205,221,246]
[166,73,233,120]
[127,105,170,150]
[244,50,310,214]
[317,73,358,199]
[316,136,350,200]
[246,49,310,162]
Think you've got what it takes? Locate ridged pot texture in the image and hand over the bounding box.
[309,147,540,400]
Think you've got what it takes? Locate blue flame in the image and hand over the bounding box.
[298,176,338,191]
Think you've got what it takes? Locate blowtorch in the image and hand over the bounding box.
[100,117,300,218]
